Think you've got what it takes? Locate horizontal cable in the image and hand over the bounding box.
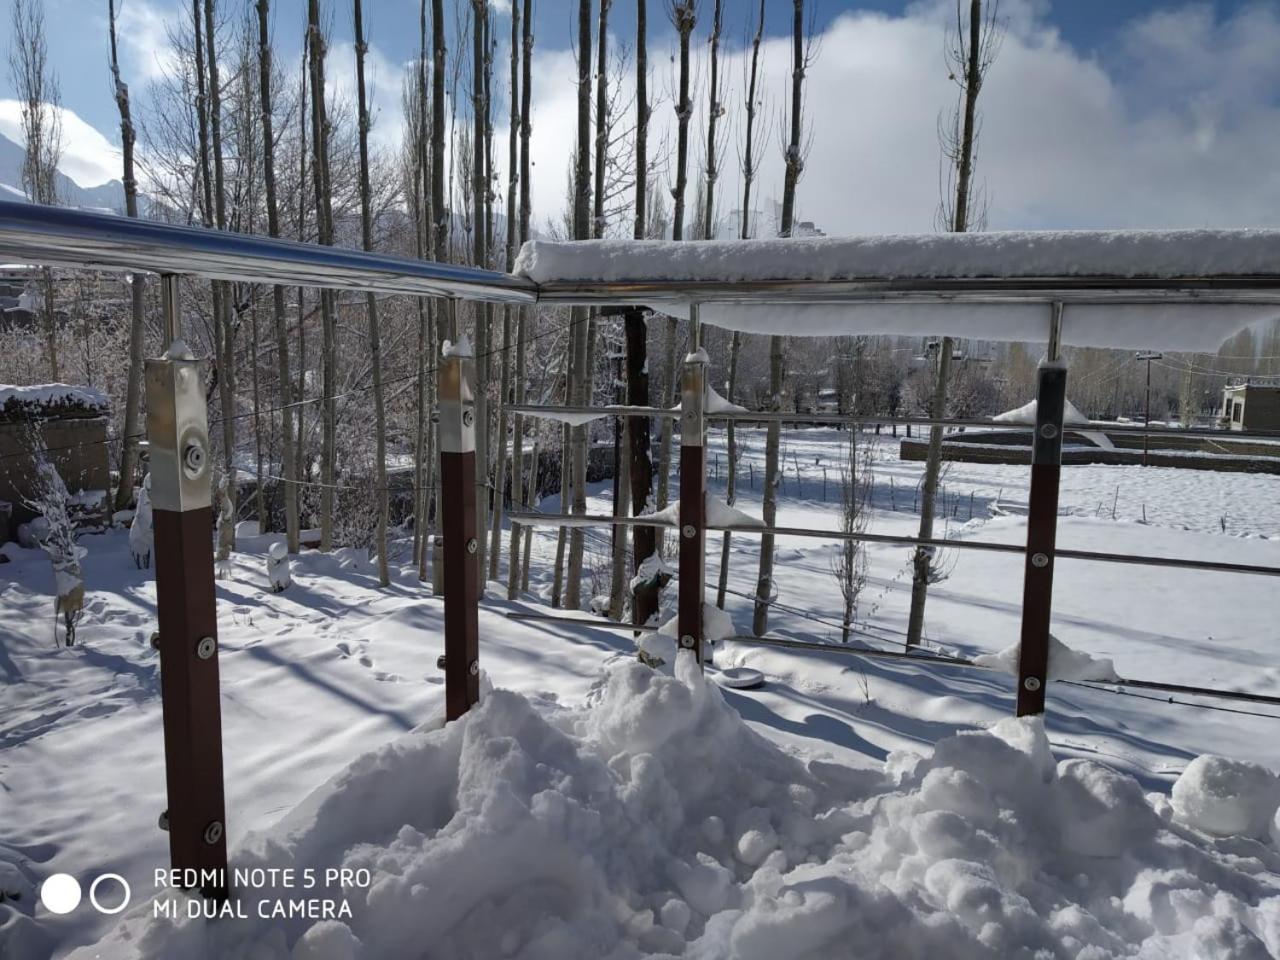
[505,611,660,633]
[505,403,1280,442]
[507,511,1280,578]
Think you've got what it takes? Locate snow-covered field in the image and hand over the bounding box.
[4,429,1280,959]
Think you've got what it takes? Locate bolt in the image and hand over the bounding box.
[203,820,224,846]
[1023,676,1042,692]
[682,524,696,539]
[468,660,479,677]
[466,538,478,555]
[150,631,161,650]
[1040,423,1058,439]
[462,409,474,427]
[680,634,696,649]
[182,441,206,477]
[1031,553,1049,568]
[436,655,447,670]
[195,636,217,660]
[158,810,169,832]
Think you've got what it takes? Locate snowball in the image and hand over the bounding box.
[1055,759,1160,857]
[735,828,778,867]
[659,897,691,934]
[1170,755,1280,838]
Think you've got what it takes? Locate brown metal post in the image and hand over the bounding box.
[1016,304,1066,717]
[146,274,228,899]
[678,326,708,668]
[439,339,480,720]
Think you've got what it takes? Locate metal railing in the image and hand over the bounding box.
[5,199,1280,898]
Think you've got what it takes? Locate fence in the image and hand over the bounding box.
[4,201,1280,901]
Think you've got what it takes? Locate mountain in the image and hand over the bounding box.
[0,130,128,213]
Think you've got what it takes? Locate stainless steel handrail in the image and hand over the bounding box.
[0,201,537,303]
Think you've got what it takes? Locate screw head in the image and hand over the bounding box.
[182,441,206,477]
[462,409,475,427]
[1039,423,1058,439]
[466,538,479,555]
[679,634,697,649]
[202,820,224,845]
[150,631,161,650]
[158,810,169,832]
[1023,676,1042,692]
[468,660,480,676]
[195,636,217,660]
[1031,552,1050,568]
[436,655,447,670]
[682,524,697,539]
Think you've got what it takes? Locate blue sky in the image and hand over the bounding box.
[2,0,1279,234]
[0,1,1261,138]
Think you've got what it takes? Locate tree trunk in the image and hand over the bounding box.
[754,0,807,635]
[506,0,533,600]
[430,0,449,592]
[108,0,146,514]
[307,0,337,553]
[907,0,993,645]
[471,0,491,594]
[255,0,299,553]
[354,0,390,586]
[564,0,593,609]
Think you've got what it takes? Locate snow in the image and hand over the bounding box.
[61,658,1280,960]
[1171,756,1280,839]
[706,497,763,529]
[515,235,1280,351]
[994,397,1090,426]
[5,428,1280,959]
[974,633,1121,682]
[163,339,195,361]
[441,335,473,358]
[516,231,1280,284]
[0,383,107,415]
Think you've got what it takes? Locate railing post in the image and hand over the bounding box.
[438,339,480,720]
[1016,303,1066,717]
[678,310,708,669]
[146,274,228,899]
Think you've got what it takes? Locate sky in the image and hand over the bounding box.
[1,0,1279,235]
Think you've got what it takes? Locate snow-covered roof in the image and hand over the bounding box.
[0,383,109,421]
[515,231,1280,352]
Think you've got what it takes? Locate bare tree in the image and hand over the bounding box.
[832,435,874,642]
[307,0,338,552]
[906,0,1002,646]
[255,0,300,553]
[716,0,766,609]
[108,0,147,513]
[9,0,62,379]
[563,0,593,609]
[489,0,522,580]
[353,0,391,586]
[507,0,534,599]
[754,0,811,636]
[470,0,492,592]
[655,0,697,518]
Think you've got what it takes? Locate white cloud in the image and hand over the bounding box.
[509,0,1280,235]
[115,0,183,84]
[0,99,123,188]
[326,40,414,155]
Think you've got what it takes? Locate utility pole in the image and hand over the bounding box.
[1137,352,1163,466]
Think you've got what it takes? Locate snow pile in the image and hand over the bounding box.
[267,541,291,592]
[1171,755,1280,840]
[0,383,107,420]
[706,498,762,529]
[974,632,1120,682]
[994,397,1090,426]
[72,657,1280,960]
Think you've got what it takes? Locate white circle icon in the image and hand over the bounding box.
[40,874,82,915]
[89,874,131,915]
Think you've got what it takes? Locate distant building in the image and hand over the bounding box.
[1220,384,1280,432]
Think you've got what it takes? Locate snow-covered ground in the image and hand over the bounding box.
[3,428,1280,959]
